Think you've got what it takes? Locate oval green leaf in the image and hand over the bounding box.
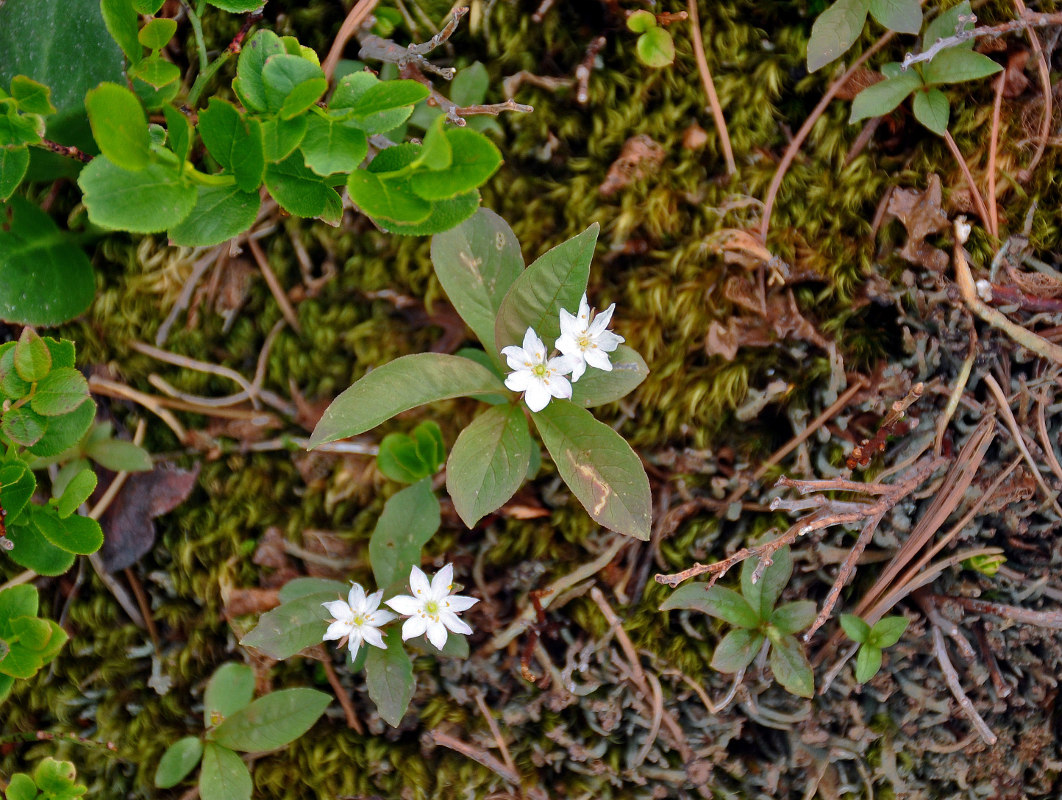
[211,688,330,752]
[85,82,151,171]
[199,743,251,800]
[854,643,883,683]
[806,0,869,72]
[868,0,921,34]
[410,128,501,200]
[299,114,367,176]
[923,47,1002,86]
[636,27,675,68]
[661,584,760,628]
[5,521,76,575]
[31,367,89,416]
[155,736,203,789]
[168,184,261,247]
[912,87,949,135]
[205,662,255,726]
[0,145,29,201]
[78,156,197,232]
[366,626,414,727]
[768,633,814,697]
[570,345,648,407]
[849,71,922,123]
[769,599,817,636]
[198,99,265,192]
[239,591,333,659]
[55,468,96,518]
[532,401,651,539]
[710,628,764,673]
[740,545,792,620]
[310,353,506,447]
[446,404,531,528]
[34,508,103,554]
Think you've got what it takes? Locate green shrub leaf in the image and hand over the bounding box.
[5,521,76,575]
[169,184,261,247]
[375,191,480,236]
[205,663,255,725]
[261,115,308,161]
[570,345,648,407]
[84,436,152,472]
[768,632,814,697]
[366,626,414,727]
[369,478,441,589]
[310,353,506,446]
[410,128,501,200]
[28,398,94,457]
[262,54,326,119]
[923,48,1002,85]
[740,545,792,620]
[636,27,675,68]
[85,82,151,171]
[198,99,265,192]
[79,157,197,232]
[15,327,51,381]
[138,17,177,50]
[711,628,764,672]
[0,461,36,522]
[627,10,657,33]
[34,508,104,554]
[299,114,367,175]
[849,71,922,122]
[912,87,949,135]
[55,468,96,518]
[155,737,203,789]
[807,0,869,72]
[31,367,89,416]
[868,0,921,34]
[207,0,265,12]
[235,30,286,112]
[211,688,330,752]
[264,154,341,218]
[10,76,55,115]
[0,145,29,201]
[533,401,651,539]
[199,743,251,800]
[347,169,431,223]
[430,208,524,356]
[494,224,597,350]
[2,406,45,447]
[446,403,531,528]
[162,104,191,164]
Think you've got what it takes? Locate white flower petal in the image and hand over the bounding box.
[347,582,367,610]
[367,609,396,626]
[521,327,545,359]
[444,594,479,613]
[322,600,354,621]
[505,370,533,392]
[441,611,473,636]
[401,615,428,641]
[409,565,431,597]
[385,594,421,616]
[323,619,353,640]
[555,333,580,357]
[361,626,387,650]
[364,589,384,613]
[588,303,615,335]
[558,308,579,338]
[548,375,573,400]
[348,636,362,660]
[577,294,591,323]
[584,348,613,371]
[425,620,449,650]
[550,355,580,375]
[431,563,455,598]
[501,345,528,370]
[596,330,624,351]
[524,380,551,412]
[568,358,587,382]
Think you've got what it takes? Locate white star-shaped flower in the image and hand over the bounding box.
[322,583,395,659]
[384,564,479,651]
[501,327,580,412]
[555,294,624,382]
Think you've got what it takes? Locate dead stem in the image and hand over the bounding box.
[929,592,1062,629]
[429,730,521,786]
[973,623,1012,698]
[987,72,1004,238]
[686,0,735,176]
[317,647,364,734]
[472,689,517,777]
[1011,0,1052,176]
[88,376,188,443]
[247,238,303,334]
[928,615,998,745]
[936,338,977,456]
[943,130,991,231]
[322,0,379,81]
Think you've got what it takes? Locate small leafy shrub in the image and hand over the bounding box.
[839,613,909,682]
[661,546,816,698]
[848,3,1001,135]
[0,584,68,704]
[3,757,86,800]
[808,0,922,72]
[154,662,330,798]
[310,209,653,539]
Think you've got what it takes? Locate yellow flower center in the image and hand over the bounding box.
[424,599,441,619]
[532,363,548,378]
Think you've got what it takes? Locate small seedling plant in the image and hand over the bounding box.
[310,208,653,540]
[3,757,87,800]
[154,662,330,799]
[242,424,475,727]
[839,613,910,683]
[661,546,816,698]
[626,10,677,68]
[847,3,1002,135]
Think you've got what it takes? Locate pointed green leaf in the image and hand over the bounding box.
[740,544,792,620]
[854,643,883,682]
[84,436,152,472]
[310,353,506,446]
[79,156,197,232]
[5,521,76,575]
[205,663,255,726]
[570,345,648,407]
[366,626,414,727]
[807,0,870,72]
[169,184,261,247]
[661,584,760,628]
[711,628,764,673]
[278,577,349,603]
[769,600,817,636]
[85,82,151,171]
[430,208,524,355]
[138,17,177,50]
[849,71,922,122]
[34,508,103,554]
[55,468,96,518]
[923,1,973,50]
[264,154,341,218]
[0,145,29,201]
[446,404,531,528]
[15,327,51,381]
[912,87,949,135]
[299,114,367,175]
[31,367,89,416]
[923,48,1002,85]
[494,224,598,350]
[199,743,251,800]
[262,54,326,119]
[212,688,330,752]
[411,129,501,200]
[533,401,651,539]
[868,0,921,33]
[768,632,814,697]
[198,99,265,192]
[0,343,30,397]
[239,591,333,659]
[840,613,871,643]
[369,478,440,589]
[868,614,909,647]
[155,737,203,789]
[235,30,286,112]
[0,197,95,326]
[100,0,142,62]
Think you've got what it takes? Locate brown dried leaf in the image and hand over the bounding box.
[1003,49,1031,98]
[706,290,830,361]
[224,587,280,617]
[886,174,950,271]
[599,134,665,197]
[98,462,201,571]
[836,68,883,101]
[300,529,357,579]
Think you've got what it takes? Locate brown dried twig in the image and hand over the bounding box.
[687,0,735,176]
[847,382,924,469]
